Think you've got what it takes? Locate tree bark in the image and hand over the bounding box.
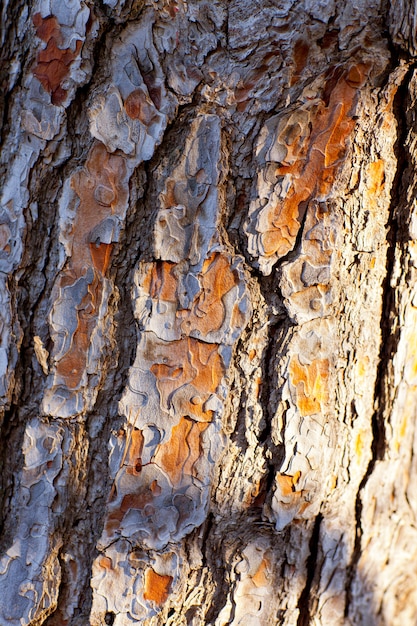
[0,1,416,624]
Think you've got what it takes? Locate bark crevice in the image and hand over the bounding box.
[296,514,323,626]
[345,55,413,618]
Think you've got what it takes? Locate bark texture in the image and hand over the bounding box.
[0,1,416,624]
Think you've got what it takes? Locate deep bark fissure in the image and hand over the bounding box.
[274,199,310,270]
[258,320,286,444]
[0,116,83,548]
[296,514,323,626]
[201,514,229,624]
[43,422,92,625]
[344,58,413,617]
[64,10,124,154]
[104,611,116,625]
[257,322,288,516]
[127,101,205,269]
[0,403,25,551]
[228,378,251,453]
[0,223,58,549]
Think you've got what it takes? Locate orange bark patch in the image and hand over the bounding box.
[150,336,224,421]
[356,355,370,379]
[0,224,11,253]
[276,472,301,497]
[105,480,161,534]
[161,179,177,208]
[185,253,243,336]
[124,88,157,125]
[355,431,364,462]
[32,13,83,105]
[71,142,127,273]
[142,253,243,338]
[55,274,102,389]
[126,429,145,475]
[33,12,61,40]
[89,242,113,274]
[53,142,128,391]
[291,39,309,85]
[143,262,178,302]
[261,63,369,261]
[254,376,262,399]
[288,284,331,315]
[289,356,329,416]
[399,415,408,440]
[275,473,304,517]
[252,557,270,588]
[154,417,208,485]
[99,556,113,570]
[364,160,385,212]
[143,569,173,605]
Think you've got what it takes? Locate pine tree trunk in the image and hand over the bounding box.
[1,1,416,624]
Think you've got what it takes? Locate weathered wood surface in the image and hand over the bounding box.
[0,1,416,624]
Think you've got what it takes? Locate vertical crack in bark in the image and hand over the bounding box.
[258,321,289,443]
[201,513,229,625]
[344,55,412,617]
[296,514,323,626]
[0,161,65,551]
[0,404,25,551]
[257,321,288,514]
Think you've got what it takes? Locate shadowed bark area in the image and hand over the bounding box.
[0,1,417,625]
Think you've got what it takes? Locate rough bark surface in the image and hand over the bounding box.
[0,1,416,625]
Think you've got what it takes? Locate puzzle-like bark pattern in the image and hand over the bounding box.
[1,1,417,625]
[91,114,251,623]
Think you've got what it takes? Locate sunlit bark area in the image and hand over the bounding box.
[0,1,417,624]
